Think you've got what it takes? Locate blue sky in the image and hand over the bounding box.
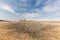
[0,0,60,21]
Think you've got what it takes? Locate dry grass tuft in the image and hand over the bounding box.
[0,21,60,40]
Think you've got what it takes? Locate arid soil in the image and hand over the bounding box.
[0,20,60,40]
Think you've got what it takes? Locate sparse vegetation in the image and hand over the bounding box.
[0,20,60,40]
[6,21,42,40]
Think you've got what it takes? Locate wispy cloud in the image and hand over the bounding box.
[35,0,60,21]
[0,3,14,13]
[12,0,60,21]
[0,0,60,21]
[18,13,41,20]
[42,0,60,14]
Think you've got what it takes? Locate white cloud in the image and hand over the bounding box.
[37,0,60,21]
[14,0,60,21]
[30,0,60,21]
[42,0,60,14]
[1,0,60,21]
[0,3,14,13]
[19,13,41,20]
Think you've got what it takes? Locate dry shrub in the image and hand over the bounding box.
[6,21,44,40]
[4,21,60,40]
